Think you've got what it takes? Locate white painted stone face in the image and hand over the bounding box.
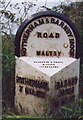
[15,57,80,116]
[20,17,76,58]
[15,12,80,116]
[19,57,77,76]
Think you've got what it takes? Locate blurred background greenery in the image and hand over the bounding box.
[1,0,83,119]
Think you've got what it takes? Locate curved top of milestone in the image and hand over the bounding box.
[15,11,80,58]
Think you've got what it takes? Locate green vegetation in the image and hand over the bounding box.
[2,35,15,109]
[1,0,83,119]
[2,98,83,119]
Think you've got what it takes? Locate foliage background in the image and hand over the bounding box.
[1,0,83,118]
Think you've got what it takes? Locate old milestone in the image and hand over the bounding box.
[15,11,80,116]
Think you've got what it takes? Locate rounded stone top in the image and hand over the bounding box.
[15,11,80,58]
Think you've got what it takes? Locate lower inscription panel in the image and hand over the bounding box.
[15,57,80,116]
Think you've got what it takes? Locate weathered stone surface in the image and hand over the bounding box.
[15,11,80,116]
[15,57,80,116]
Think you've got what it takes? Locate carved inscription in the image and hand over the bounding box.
[36,32,60,38]
[55,76,77,89]
[36,50,62,57]
[25,87,46,98]
[20,17,75,57]
[54,76,78,104]
[16,76,49,98]
[34,60,63,68]
[16,76,77,102]
[69,38,75,57]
